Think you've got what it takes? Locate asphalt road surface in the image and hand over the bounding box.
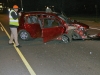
[0,14,100,75]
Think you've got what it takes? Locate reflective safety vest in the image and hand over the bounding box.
[9,10,19,26]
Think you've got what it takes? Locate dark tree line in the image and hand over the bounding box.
[0,0,100,15]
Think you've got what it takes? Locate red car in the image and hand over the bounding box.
[18,11,89,43]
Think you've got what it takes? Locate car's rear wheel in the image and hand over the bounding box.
[62,34,69,43]
[18,30,31,41]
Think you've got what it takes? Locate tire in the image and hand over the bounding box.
[62,34,69,43]
[72,31,82,39]
[18,30,31,41]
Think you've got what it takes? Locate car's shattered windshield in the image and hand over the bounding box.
[58,14,72,24]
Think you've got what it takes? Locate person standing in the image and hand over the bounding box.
[67,26,76,42]
[45,7,53,27]
[8,5,21,48]
[46,7,52,13]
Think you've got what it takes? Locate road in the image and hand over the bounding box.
[0,14,100,75]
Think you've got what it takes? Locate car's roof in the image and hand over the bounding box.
[21,11,61,16]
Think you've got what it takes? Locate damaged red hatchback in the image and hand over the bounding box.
[18,11,89,43]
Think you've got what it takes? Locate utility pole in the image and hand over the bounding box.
[20,0,23,11]
[95,4,98,21]
[7,0,9,8]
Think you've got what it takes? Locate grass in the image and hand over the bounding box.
[71,17,100,22]
[69,14,100,22]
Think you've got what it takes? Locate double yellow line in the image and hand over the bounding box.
[0,22,36,75]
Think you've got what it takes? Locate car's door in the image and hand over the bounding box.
[25,15,42,38]
[42,15,65,42]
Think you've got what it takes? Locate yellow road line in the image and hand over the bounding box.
[0,22,36,75]
[1,27,4,31]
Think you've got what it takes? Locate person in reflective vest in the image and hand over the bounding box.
[9,5,21,48]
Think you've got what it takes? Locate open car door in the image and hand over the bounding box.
[42,18,65,42]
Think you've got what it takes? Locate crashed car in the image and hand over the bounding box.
[18,11,89,43]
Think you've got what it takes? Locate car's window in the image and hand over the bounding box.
[25,15,39,24]
[36,14,43,28]
[58,14,72,24]
[43,15,60,28]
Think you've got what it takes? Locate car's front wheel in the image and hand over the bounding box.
[62,34,69,43]
[18,30,31,41]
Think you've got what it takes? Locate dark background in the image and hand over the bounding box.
[0,0,100,16]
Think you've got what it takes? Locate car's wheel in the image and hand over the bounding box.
[18,30,31,41]
[62,34,69,43]
[72,32,82,39]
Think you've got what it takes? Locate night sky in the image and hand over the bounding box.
[0,0,100,15]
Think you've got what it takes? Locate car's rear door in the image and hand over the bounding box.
[25,15,42,38]
[42,15,65,42]
[42,26,65,42]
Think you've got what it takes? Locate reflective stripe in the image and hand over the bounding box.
[10,22,19,26]
[10,20,18,22]
[9,10,19,26]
